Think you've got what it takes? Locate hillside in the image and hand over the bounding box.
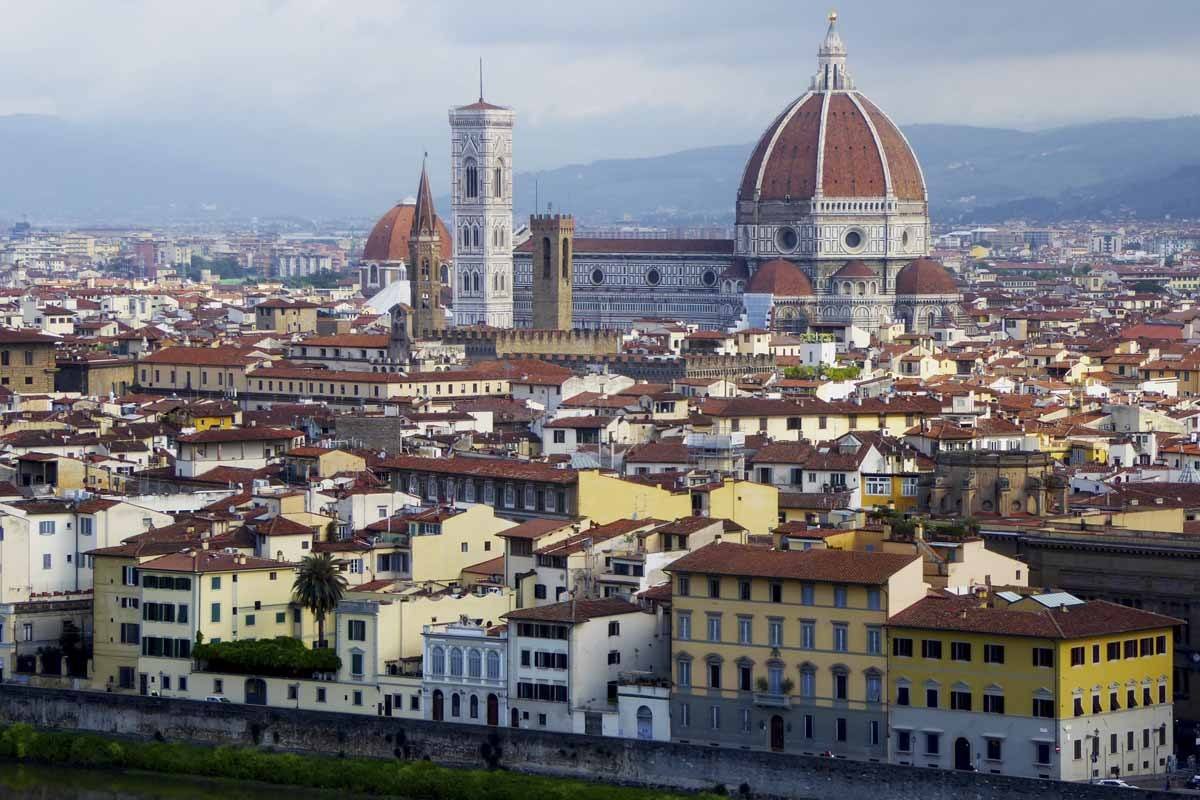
[1,113,1197,225]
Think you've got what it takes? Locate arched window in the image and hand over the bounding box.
[542,237,552,279]
[469,694,479,718]
[431,646,445,675]
[486,650,501,679]
[493,161,504,198]
[421,259,430,279]
[562,239,570,279]
[464,158,478,199]
[451,693,461,717]
[440,264,449,284]
[800,664,816,698]
[472,225,480,248]
[449,647,463,676]
[468,649,482,678]
[460,227,468,247]
[473,272,481,293]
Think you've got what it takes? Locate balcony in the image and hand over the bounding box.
[753,692,792,709]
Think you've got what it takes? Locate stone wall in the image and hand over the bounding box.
[0,685,1174,800]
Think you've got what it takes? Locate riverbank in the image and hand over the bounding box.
[0,724,714,800]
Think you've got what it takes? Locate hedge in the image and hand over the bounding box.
[0,724,721,800]
[192,636,341,679]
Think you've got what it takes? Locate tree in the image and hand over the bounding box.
[292,553,348,648]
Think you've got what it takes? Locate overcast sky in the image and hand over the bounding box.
[2,0,1198,190]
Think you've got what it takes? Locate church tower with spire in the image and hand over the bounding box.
[409,159,448,334]
[449,73,515,327]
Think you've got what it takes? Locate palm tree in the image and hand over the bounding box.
[292,553,348,648]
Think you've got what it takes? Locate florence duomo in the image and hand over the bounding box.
[361,12,962,342]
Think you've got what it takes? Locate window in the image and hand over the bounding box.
[707,661,721,689]
[739,663,753,692]
[677,576,690,597]
[350,652,364,677]
[1032,647,1054,667]
[210,603,221,623]
[245,614,255,627]
[983,693,1004,714]
[1110,691,1120,711]
[706,614,721,642]
[42,554,51,570]
[1106,641,1121,661]
[800,583,814,605]
[1035,742,1051,765]
[926,687,939,708]
[866,673,881,703]
[1070,646,1086,667]
[769,618,783,647]
[1127,688,1138,708]
[708,576,720,598]
[737,617,752,645]
[866,588,881,610]
[1073,738,1082,760]
[1074,696,1084,716]
[449,648,463,676]
[1031,696,1053,718]
[832,624,848,652]
[738,579,751,601]
[679,703,690,727]
[892,637,913,658]
[348,620,366,641]
[833,585,847,608]
[486,650,501,680]
[896,685,910,706]
[676,658,691,688]
[950,641,971,661]
[833,672,848,700]
[211,576,221,590]
[1123,639,1137,659]
[924,733,940,756]
[897,730,912,753]
[800,667,816,698]
[676,612,691,641]
[79,517,93,537]
[801,620,815,650]
[710,705,720,730]
[39,520,55,535]
[835,717,847,742]
[464,158,478,198]
[867,627,882,655]
[770,582,783,603]
[608,650,621,666]
[1156,634,1168,655]
[608,620,620,636]
[983,644,1005,664]
[921,639,943,660]
[987,738,1003,761]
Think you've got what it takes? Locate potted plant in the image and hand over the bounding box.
[755,676,769,693]
[779,677,795,696]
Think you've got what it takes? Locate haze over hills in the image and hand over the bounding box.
[1,113,1197,226]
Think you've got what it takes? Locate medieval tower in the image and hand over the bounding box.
[449,88,514,327]
[408,160,447,334]
[530,214,574,331]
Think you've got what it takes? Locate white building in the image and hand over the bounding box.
[449,92,515,327]
[422,619,508,726]
[502,597,668,736]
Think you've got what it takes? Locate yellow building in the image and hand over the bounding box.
[887,591,1178,781]
[130,549,310,699]
[576,471,778,534]
[137,346,268,396]
[399,504,516,584]
[665,541,925,759]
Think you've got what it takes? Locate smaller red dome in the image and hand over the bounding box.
[363,203,452,263]
[896,258,957,295]
[747,259,814,297]
[831,259,876,279]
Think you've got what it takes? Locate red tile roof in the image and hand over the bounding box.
[666,541,917,584]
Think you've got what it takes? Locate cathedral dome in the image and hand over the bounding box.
[737,15,925,212]
[746,259,814,297]
[831,259,875,279]
[363,202,452,263]
[895,258,957,295]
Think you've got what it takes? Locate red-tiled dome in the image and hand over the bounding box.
[895,258,957,295]
[737,16,925,221]
[746,259,814,297]
[831,259,876,279]
[363,203,452,262]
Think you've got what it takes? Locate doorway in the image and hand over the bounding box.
[636,706,653,740]
[432,690,444,722]
[770,715,785,752]
[955,737,972,770]
[384,694,393,717]
[486,694,499,726]
[510,707,520,728]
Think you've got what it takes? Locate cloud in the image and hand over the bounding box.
[0,0,1197,180]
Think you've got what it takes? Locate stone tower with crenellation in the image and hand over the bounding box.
[530,214,574,331]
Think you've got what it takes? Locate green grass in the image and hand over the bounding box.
[0,724,720,800]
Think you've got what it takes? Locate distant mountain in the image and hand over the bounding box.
[1,113,1197,225]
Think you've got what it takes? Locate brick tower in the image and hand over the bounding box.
[409,159,447,335]
[530,214,574,331]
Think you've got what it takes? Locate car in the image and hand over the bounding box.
[1095,779,1136,789]
[1186,775,1200,790]
[204,695,231,703]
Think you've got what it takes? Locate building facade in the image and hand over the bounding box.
[888,591,1177,781]
[665,542,924,759]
